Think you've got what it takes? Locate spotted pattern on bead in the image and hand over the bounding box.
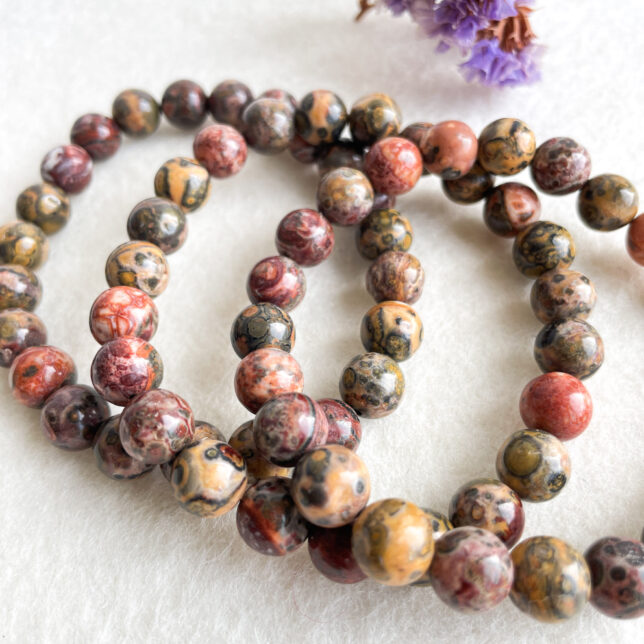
[40,144,92,194]
[126,197,187,254]
[193,123,248,178]
[364,137,422,196]
[308,523,367,584]
[442,161,495,204]
[70,113,122,160]
[295,90,347,146]
[421,120,478,180]
[627,214,644,266]
[339,352,405,418]
[161,79,207,129]
[411,509,454,587]
[483,182,541,237]
[153,157,211,213]
[236,476,308,556]
[16,183,70,235]
[478,118,536,176]
[512,221,575,278]
[171,439,247,517]
[0,265,41,312]
[366,250,425,304]
[531,137,591,195]
[349,93,402,146]
[317,139,364,176]
[511,536,591,623]
[275,208,334,267]
[496,429,570,502]
[356,208,413,260]
[0,221,49,270]
[317,167,374,226]
[112,89,160,138]
[400,122,433,176]
[534,317,604,380]
[317,398,362,452]
[0,309,47,368]
[231,302,295,359]
[242,98,294,155]
[351,498,434,586]
[207,79,253,129]
[530,268,596,324]
[105,240,169,298]
[247,255,306,312]
[578,174,639,231]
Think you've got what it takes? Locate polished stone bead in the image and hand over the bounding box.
[366,250,425,304]
[288,133,321,164]
[126,197,187,254]
[356,208,413,260]
[530,268,596,323]
[308,523,367,584]
[578,174,639,231]
[0,309,47,368]
[317,167,374,226]
[16,183,70,235]
[193,124,247,178]
[0,265,42,311]
[317,398,362,452]
[626,214,644,266]
[247,255,305,311]
[275,208,334,267]
[442,161,494,204]
[349,93,401,146]
[0,222,49,270]
[478,118,536,176]
[112,89,160,138]
[400,122,433,176]
[230,302,295,358]
[411,509,454,587]
[105,240,169,298]
[153,157,211,213]
[294,90,347,146]
[41,144,92,194]
[161,79,207,129]
[207,79,253,129]
[421,120,478,179]
[242,98,293,155]
[512,221,575,278]
[364,137,422,196]
[317,139,363,176]
[531,137,591,195]
[259,89,297,113]
[483,182,541,237]
[70,113,121,160]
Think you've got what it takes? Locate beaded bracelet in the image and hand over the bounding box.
[1,79,642,625]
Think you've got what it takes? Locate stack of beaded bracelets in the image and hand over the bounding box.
[1,79,642,624]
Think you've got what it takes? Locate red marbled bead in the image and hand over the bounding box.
[119,388,195,465]
[317,398,362,452]
[193,124,248,178]
[70,114,121,160]
[89,286,159,345]
[234,347,304,413]
[161,79,208,129]
[253,392,328,466]
[420,120,478,179]
[308,522,367,584]
[40,144,92,194]
[364,137,423,196]
[247,255,306,312]
[531,137,592,195]
[9,345,77,408]
[520,371,593,441]
[90,336,163,406]
[275,209,334,267]
[626,214,644,266]
[0,308,47,368]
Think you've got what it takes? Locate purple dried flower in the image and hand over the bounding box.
[381,0,413,15]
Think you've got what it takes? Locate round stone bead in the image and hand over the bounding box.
[317,398,362,452]
[430,527,514,613]
[275,209,334,267]
[0,265,41,311]
[161,79,207,129]
[478,118,536,176]
[360,301,423,362]
[230,302,295,358]
[339,352,405,418]
[531,137,591,195]
[0,309,47,368]
[530,268,596,323]
[420,120,478,179]
[352,498,434,586]
[289,134,320,164]
[247,255,305,312]
[356,208,413,260]
[442,161,494,204]
[94,415,155,480]
[126,197,187,254]
[483,182,541,237]
[90,286,159,345]
[317,167,374,226]
[228,420,292,482]
[242,98,294,155]
[16,183,70,235]
[512,221,575,278]
[317,139,364,175]
[112,88,160,138]
[520,372,592,441]
[259,89,297,113]
[308,523,367,584]
[294,90,347,146]
[253,392,329,467]
[171,439,247,517]
[70,113,121,160]
[40,384,110,450]
[90,336,163,406]
[105,240,169,298]
[236,476,308,556]
[9,345,77,408]
[349,93,402,146]
[366,250,425,304]
[511,536,591,622]
[153,157,211,213]
[448,478,525,548]
[208,79,253,129]
[585,537,644,619]
[40,144,92,194]
[411,509,455,587]
[400,122,433,176]
[234,347,304,413]
[496,429,570,502]
[578,174,639,231]
[0,222,49,269]
[119,388,194,465]
[534,318,604,379]
[193,124,248,178]
[364,137,422,196]
[627,214,644,266]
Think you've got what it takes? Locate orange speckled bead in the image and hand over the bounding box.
[530,268,596,323]
[512,221,576,278]
[421,120,478,180]
[0,265,42,312]
[478,118,536,176]
[16,183,70,235]
[294,89,347,146]
[349,93,401,146]
[112,89,160,138]
[0,221,49,270]
[153,157,211,213]
[105,240,169,298]
[317,167,374,226]
[578,174,638,231]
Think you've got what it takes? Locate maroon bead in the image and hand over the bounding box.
[90,336,163,406]
[208,79,253,130]
[161,79,207,129]
[289,134,320,164]
[0,308,47,368]
[364,137,423,196]
[531,137,592,195]
[483,182,541,237]
[193,124,247,178]
[317,398,362,451]
[275,209,334,267]
[236,476,309,556]
[40,384,110,450]
[308,523,367,584]
[520,372,592,441]
[247,255,306,312]
[627,214,644,267]
[317,139,364,176]
[41,144,92,194]
[70,114,121,160]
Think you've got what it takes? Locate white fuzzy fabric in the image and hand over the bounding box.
[0,1,643,642]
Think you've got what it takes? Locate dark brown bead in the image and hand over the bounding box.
[161,80,207,129]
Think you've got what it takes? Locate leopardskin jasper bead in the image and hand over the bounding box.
[126,197,187,254]
[478,118,536,176]
[496,429,570,502]
[70,114,122,160]
[349,93,402,146]
[530,268,596,323]
[364,137,423,196]
[247,256,306,312]
[275,208,334,267]
[356,208,413,260]
[411,509,454,587]
[153,157,211,213]
[0,222,49,270]
[627,214,644,266]
[420,120,478,180]
[584,537,644,619]
[230,302,295,358]
[242,98,294,155]
[366,250,425,304]
[400,122,433,176]
[483,182,541,237]
[308,522,367,584]
[161,79,207,129]
[40,144,93,194]
[578,174,639,231]
[193,124,248,178]
[0,309,47,368]
[260,89,297,113]
[442,161,495,204]
[105,240,169,298]
[317,399,362,452]
[289,134,320,164]
[112,89,160,138]
[294,90,347,146]
[511,536,591,622]
[16,183,71,234]
[0,265,42,312]
[208,79,253,129]
[316,167,374,226]
[317,139,364,176]
[531,137,591,195]
[512,221,576,278]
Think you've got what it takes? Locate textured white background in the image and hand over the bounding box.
[0,1,642,642]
